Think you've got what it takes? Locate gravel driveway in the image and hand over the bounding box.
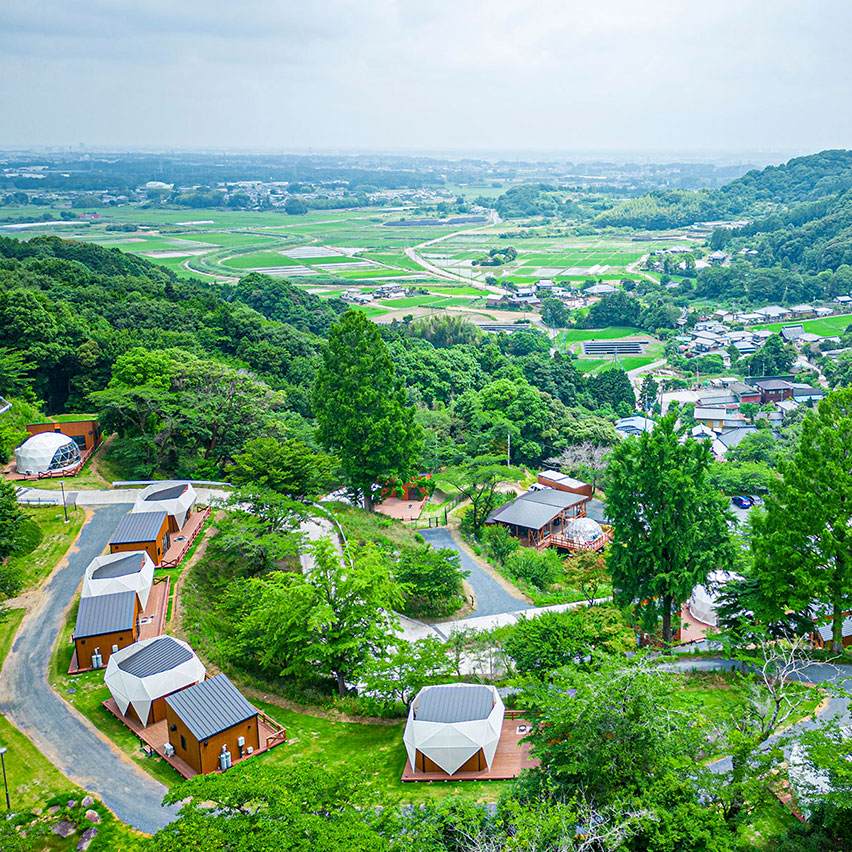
[0,503,180,834]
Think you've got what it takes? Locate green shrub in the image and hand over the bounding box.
[505,547,563,590]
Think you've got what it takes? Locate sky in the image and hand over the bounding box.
[2,0,851,158]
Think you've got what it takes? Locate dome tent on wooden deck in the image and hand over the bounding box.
[14,432,81,476]
[104,635,206,727]
[81,551,156,609]
[132,481,197,532]
[403,684,505,776]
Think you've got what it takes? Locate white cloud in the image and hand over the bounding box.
[1,0,850,153]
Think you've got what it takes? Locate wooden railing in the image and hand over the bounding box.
[536,526,613,552]
[258,710,287,746]
[159,507,211,569]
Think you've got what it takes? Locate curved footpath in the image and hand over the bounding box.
[0,502,180,834]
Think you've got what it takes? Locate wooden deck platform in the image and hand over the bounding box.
[158,508,210,568]
[68,577,170,675]
[401,717,539,782]
[102,697,286,779]
[3,440,101,481]
[375,496,428,522]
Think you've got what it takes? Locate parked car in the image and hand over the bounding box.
[731,496,753,509]
[749,495,764,506]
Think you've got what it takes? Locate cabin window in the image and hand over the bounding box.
[180,735,186,751]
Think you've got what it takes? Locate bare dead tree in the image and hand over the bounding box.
[546,443,613,495]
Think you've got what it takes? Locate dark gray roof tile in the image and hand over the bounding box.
[91,552,146,580]
[165,674,256,740]
[75,591,136,638]
[416,685,494,723]
[144,484,189,501]
[117,637,195,678]
[110,511,167,544]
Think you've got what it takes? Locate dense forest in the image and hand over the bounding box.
[596,149,852,229]
[0,236,630,480]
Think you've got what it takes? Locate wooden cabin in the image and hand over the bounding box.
[73,590,140,670]
[812,614,852,649]
[165,674,260,775]
[109,511,171,566]
[536,470,594,499]
[26,417,101,453]
[485,489,592,550]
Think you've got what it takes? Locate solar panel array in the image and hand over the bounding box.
[581,340,649,356]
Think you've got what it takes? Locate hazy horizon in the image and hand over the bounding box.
[3,1,850,155]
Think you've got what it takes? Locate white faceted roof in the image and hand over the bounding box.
[15,432,81,475]
[81,550,156,609]
[688,570,741,627]
[403,684,504,776]
[564,516,604,545]
[132,481,196,522]
[104,635,206,725]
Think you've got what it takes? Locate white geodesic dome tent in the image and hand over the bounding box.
[104,635,206,727]
[404,684,504,776]
[688,570,741,627]
[132,481,196,530]
[15,432,81,476]
[563,516,605,547]
[81,551,156,609]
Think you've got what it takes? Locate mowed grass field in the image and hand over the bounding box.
[559,326,644,343]
[755,314,852,336]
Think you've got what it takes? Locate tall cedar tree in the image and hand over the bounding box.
[751,389,852,652]
[312,310,422,510]
[606,414,734,643]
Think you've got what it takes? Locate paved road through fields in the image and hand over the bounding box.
[0,503,180,835]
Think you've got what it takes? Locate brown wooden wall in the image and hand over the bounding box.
[416,748,485,774]
[537,475,594,499]
[75,626,138,669]
[109,515,171,565]
[165,706,260,775]
[27,420,101,451]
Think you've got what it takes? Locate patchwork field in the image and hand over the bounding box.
[1,202,697,328]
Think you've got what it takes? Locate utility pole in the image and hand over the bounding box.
[507,432,511,467]
[60,480,69,523]
[0,747,9,809]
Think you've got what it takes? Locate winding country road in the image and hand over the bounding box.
[0,503,180,834]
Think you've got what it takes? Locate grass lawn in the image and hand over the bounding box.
[573,360,610,374]
[0,609,73,809]
[351,305,390,317]
[377,295,452,308]
[559,326,644,343]
[173,232,278,248]
[6,505,85,590]
[426,285,486,296]
[330,503,424,549]
[252,698,508,803]
[220,251,302,269]
[617,355,660,371]
[754,314,852,336]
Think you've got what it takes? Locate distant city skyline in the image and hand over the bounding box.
[2,1,850,155]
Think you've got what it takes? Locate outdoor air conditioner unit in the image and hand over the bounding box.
[164,743,175,757]
[246,746,253,755]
